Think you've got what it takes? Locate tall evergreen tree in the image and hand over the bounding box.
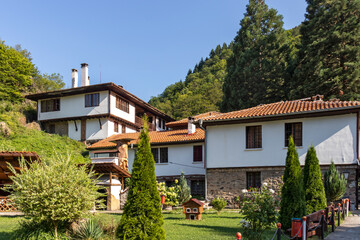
[177,172,191,204]
[221,0,288,112]
[279,136,305,230]
[303,145,327,214]
[292,0,360,100]
[116,118,165,239]
[324,161,347,202]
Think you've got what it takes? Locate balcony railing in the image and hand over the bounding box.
[135,116,156,131]
[91,157,119,165]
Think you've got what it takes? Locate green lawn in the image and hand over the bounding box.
[0,211,285,240]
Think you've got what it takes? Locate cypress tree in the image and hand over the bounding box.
[324,161,347,202]
[177,172,191,204]
[292,0,360,100]
[303,145,327,214]
[116,117,165,239]
[279,136,305,230]
[221,0,288,111]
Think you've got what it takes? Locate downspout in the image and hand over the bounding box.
[199,119,208,201]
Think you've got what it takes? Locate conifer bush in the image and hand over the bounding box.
[324,161,347,202]
[279,136,305,229]
[178,171,191,204]
[116,117,165,239]
[303,145,327,214]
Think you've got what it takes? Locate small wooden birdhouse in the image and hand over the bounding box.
[183,198,204,220]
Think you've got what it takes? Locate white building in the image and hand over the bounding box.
[197,95,360,208]
[25,63,173,143]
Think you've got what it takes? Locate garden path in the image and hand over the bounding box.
[325,210,360,240]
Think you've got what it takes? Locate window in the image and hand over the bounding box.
[114,122,119,132]
[158,118,161,128]
[160,148,168,163]
[193,146,203,162]
[186,208,191,213]
[151,148,159,163]
[246,125,262,149]
[246,172,261,189]
[41,99,60,112]
[116,96,129,113]
[285,122,302,147]
[85,93,100,107]
[193,208,198,213]
[122,124,126,133]
[191,180,205,196]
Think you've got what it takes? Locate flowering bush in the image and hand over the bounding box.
[238,184,279,240]
[157,181,179,207]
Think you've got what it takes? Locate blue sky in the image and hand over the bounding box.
[1,0,307,102]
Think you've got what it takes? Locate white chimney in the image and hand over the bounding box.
[81,63,89,86]
[71,69,78,88]
[188,117,196,134]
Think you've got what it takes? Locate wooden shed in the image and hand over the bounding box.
[183,198,204,220]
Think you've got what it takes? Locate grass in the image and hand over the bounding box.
[0,211,288,240]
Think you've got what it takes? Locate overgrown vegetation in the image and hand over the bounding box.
[157,181,180,207]
[324,161,347,203]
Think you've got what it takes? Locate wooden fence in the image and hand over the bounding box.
[0,197,16,212]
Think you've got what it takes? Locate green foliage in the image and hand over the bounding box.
[177,172,191,204]
[0,109,88,163]
[303,145,327,214]
[8,154,101,238]
[211,197,227,214]
[116,118,165,239]
[292,0,360,100]
[157,181,179,207]
[324,161,347,202]
[149,43,232,119]
[221,0,289,111]
[73,219,104,240]
[239,185,279,240]
[279,136,305,229]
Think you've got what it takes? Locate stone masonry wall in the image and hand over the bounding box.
[207,165,357,208]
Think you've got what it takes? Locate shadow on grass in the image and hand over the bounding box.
[176,223,239,236]
[0,232,13,240]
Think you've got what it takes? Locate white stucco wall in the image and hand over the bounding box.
[38,91,109,121]
[86,118,109,140]
[68,120,81,141]
[127,143,205,176]
[109,94,136,123]
[206,114,357,168]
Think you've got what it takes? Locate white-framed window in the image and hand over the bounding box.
[193,208,198,213]
[186,208,191,213]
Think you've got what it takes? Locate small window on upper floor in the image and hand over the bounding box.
[285,122,302,147]
[41,99,60,112]
[246,125,262,149]
[85,93,100,107]
[193,146,203,162]
[114,121,119,132]
[160,147,168,163]
[116,96,129,113]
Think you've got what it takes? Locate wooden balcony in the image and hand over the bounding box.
[135,116,156,131]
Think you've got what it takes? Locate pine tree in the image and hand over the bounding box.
[221,0,288,112]
[116,117,165,239]
[279,136,305,229]
[292,0,360,100]
[303,145,327,214]
[324,161,347,202]
[177,172,191,204]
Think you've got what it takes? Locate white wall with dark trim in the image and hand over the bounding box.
[206,114,357,168]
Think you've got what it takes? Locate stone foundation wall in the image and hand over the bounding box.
[207,165,357,207]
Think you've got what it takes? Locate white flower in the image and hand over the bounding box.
[269,189,275,194]
[241,189,248,193]
[262,182,268,187]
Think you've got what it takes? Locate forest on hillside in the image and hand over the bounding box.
[150,0,360,119]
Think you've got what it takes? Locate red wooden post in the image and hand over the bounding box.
[236,232,242,239]
[302,216,307,240]
[338,203,341,226]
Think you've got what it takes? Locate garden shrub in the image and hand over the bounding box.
[72,219,104,240]
[211,197,227,214]
[116,118,165,239]
[324,161,347,202]
[239,184,278,240]
[303,145,326,214]
[177,172,191,204]
[279,136,305,230]
[8,153,102,239]
[157,181,179,207]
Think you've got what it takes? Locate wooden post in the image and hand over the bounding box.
[302,216,307,240]
[342,200,346,219]
[331,207,335,232]
[277,223,281,240]
[108,172,112,210]
[321,210,325,239]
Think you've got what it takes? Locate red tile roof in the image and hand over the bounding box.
[0,151,40,159]
[183,198,204,206]
[200,99,360,123]
[88,128,205,150]
[166,111,220,128]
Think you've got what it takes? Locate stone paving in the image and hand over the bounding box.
[326,210,360,240]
